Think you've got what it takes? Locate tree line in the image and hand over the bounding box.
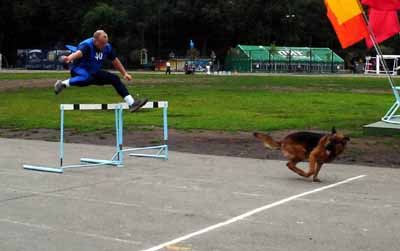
[1,0,399,67]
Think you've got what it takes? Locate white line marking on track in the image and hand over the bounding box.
[232,192,262,197]
[140,175,366,251]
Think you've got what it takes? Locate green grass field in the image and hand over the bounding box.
[0,73,397,136]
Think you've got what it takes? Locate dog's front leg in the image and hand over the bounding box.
[304,154,318,179]
[287,159,307,177]
[312,162,323,182]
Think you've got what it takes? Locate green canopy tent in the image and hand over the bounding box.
[225,45,344,73]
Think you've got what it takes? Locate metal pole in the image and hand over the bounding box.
[361,11,400,123]
[376,55,380,75]
[157,3,161,58]
[249,51,252,73]
[362,12,397,92]
[163,105,169,159]
[163,105,168,142]
[115,108,119,161]
[118,106,123,164]
[59,105,64,167]
[269,49,271,73]
[309,48,312,73]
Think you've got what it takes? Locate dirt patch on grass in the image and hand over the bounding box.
[0,76,212,91]
[0,78,392,94]
[0,79,59,91]
[1,128,399,168]
[0,78,139,91]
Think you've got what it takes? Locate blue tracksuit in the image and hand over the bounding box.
[67,38,129,98]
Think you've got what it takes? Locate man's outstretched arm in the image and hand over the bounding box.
[62,50,83,64]
[112,58,132,80]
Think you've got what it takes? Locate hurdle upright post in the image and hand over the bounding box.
[115,105,124,166]
[115,106,119,161]
[60,104,65,167]
[163,104,169,159]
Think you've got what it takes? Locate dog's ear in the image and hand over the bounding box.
[344,136,350,142]
[331,126,337,134]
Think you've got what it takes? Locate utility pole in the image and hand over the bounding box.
[157,3,161,58]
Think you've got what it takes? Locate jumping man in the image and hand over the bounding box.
[54,30,148,112]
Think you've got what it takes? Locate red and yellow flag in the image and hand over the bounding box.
[362,0,400,48]
[362,0,400,11]
[325,0,369,48]
[325,0,364,24]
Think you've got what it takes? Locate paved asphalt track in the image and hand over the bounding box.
[0,138,399,251]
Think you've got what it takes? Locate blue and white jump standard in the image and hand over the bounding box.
[23,101,168,173]
[382,86,400,124]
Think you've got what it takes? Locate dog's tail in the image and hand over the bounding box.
[253,132,281,150]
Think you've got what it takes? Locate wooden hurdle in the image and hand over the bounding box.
[23,102,168,173]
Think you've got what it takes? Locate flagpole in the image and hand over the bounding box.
[361,12,397,90]
[361,10,400,123]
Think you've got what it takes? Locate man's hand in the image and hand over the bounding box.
[62,55,72,64]
[112,58,132,80]
[123,73,132,81]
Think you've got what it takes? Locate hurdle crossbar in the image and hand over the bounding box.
[23,101,168,173]
[61,102,168,111]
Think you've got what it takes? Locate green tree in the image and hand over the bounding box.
[82,3,128,39]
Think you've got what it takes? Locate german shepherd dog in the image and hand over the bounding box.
[254,127,349,182]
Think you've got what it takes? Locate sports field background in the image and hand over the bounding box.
[0,73,396,136]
